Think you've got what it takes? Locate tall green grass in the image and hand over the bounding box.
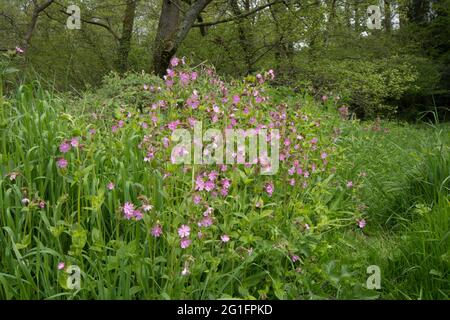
[323,117,450,299]
[0,80,448,300]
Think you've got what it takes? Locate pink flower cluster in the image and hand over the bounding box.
[57,137,82,169]
[194,170,231,197]
[178,224,192,249]
[121,200,153,221]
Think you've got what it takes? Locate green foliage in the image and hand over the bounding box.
[1,64,449,299]
[306,57,420,117]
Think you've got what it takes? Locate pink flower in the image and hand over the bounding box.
[284,138,291,146]
[178,225,191,238]
[256,74,264,84]
[187,118,197,128]
[167,120,180,131]
[322,95,328,101]
[56,158,68,169]
[208,171,218,181]
[203,207,214,216]
[122,202,135,219]
[265,182,274,197]
[39,201,46,209]
[166,69,175,78]
[221,234,230,243]
[338,106,349,119]
[304,223,310,230]
[151,224,162,238]
[204,180,215,192]
[180,72,190,86]
[181,266,190,276]
[346,180,353,188]
[133,210,143,221]
[321,152,328,159]
[15,47,25,54]
[57,262,65,270]
[162,137,170,148]
[220,188,229,196]
[59,142,71,153]
[221,178,231,189]
[358,219,366,229]
[195,176,205,191]
[70,137,79,148]
[142,204,153,212]
[232,95,240,104]
[180,238,192,249]
[199,216,213,228]
[170,57,179,67]
[193,194,202,204]
[8,172,18,181]
[187,96,200,109]
[291,255,300,262]
[107,182,115,190]
[190,72,198,80]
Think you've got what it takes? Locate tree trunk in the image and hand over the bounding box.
[152,0,213,77]
[408,0,430,24]
[117,0,138,73]
[384,0,391,32]
[344,1,352,28]
[354,5,360,33]
[152,0,180,77]
[23,0,54,52]
[324,0,337,44]
[230,0,254,74]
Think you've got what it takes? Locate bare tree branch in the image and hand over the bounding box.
[192,0,282,28]
[53,1,121,40]
[23,0,55,50]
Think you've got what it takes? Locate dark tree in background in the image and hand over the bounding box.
[0,0,448,119]
[152,0,213,77]
[117,0,139,73]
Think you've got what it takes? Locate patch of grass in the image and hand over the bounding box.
[0,68,448,299]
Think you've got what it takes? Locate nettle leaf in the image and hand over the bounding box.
[69,226,87,256]
[49,224,65,238]
[15,234,31,250]
[90,228,104,251]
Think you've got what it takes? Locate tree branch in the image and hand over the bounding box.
[175,0,213,46]
[192,0,282,27]
[53,1,121,40]
[23,0,55,49]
